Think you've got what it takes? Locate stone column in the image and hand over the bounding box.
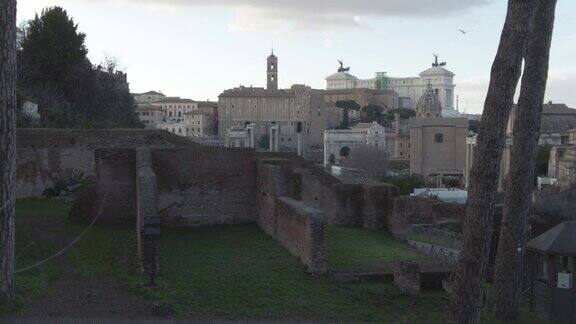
[274,128,279,152]
[297,133,302,156]
[270,124,279,152]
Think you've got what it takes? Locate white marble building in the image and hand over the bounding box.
[325,56,459,116]
[324,122,386,166]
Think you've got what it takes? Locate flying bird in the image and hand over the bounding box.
[458,29,467,34]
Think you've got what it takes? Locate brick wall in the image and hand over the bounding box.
[256,160,294,236]
[362,184,398,230]
[152,147,257,226]
[94,149,137,223]
[16,129,197,198]
[276,198,326,274]
[256,159,326,273]
[330,184,363,226]
[389,196,465,240]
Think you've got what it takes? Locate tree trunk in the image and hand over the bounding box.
[448,1,537,322]
[0,0,17,305]
[492,0,557,320]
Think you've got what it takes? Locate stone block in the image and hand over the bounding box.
[393,260,421,296]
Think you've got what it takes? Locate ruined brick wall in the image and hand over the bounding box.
[276,197,326,274]
[362,184,398,230]
[94,149,137,224]
[296,162,340,215]
[256,159,326,273]
[389,196,465,240]
[16,129,197,198]
[329,184,363,226]
[153,147,257,226]
[256,160,294,236]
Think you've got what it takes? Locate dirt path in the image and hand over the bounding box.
[17,273,154,319]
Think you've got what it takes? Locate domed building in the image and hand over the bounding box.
[416,83,443,118]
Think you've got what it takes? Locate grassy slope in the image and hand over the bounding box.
[12,198,539,323]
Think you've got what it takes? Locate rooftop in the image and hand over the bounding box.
[527,221,576,256]
[132,90,164,96]
[219,86,296,99]
[154,97,197,104]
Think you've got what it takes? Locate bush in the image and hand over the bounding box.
[380,174,426,195]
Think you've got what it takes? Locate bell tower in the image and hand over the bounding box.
[267,50,278,91]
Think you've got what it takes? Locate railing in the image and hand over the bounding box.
[407,224,462,264]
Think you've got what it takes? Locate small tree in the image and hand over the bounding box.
[361,104,383,123]
[340,144,388,180]
[382,108,415,127]
[335,100,360,129]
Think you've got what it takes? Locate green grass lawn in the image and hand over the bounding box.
[327,226,421,270]
[12,198,540,323]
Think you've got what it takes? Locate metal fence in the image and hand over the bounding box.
[407,224,462,264]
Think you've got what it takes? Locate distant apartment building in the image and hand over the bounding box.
[131,92,219,136]
[134,103,163,129]
[152,97,198,119]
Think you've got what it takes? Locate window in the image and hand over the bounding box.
[435,133,444,143]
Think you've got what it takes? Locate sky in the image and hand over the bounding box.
[16,0,576,114]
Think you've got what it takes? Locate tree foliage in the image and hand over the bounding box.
[360,104,383,123]
[468,119,481,134]
[17,7,141,129]
[335,100,360,129]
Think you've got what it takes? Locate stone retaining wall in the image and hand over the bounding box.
[16,129,196,198]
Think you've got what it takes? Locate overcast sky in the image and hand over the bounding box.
[17,0,576,114]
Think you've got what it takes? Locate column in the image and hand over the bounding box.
[297,133,303,156]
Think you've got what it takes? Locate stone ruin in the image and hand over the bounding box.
[16,129,400,275]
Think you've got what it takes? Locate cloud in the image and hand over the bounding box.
[69,0,492,32]
[456,69,576,114]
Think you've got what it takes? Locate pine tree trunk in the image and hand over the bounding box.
[0,0,17,305]
[448,1,537,322]
[492,0,557,320]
